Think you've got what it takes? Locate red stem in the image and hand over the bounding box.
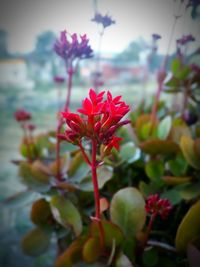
[56,120,63,181]
[91,139,100,219]
[78,141,91,166]
[143,213,157,247]
[64,68,74,112]
[91,139,105,249]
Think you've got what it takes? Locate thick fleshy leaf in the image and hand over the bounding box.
[142,246,158,267]
[19,161,50,192]
[2,189,38,208]
[175,200,200,251]
[161,188,182,205]
[157,116,172,140]
[180,182,200,200]
[145,160,165,187]
[82,237,101,263]
[194,138,200,159]
[110,187,146,237]
[31,160,51,183]
[55,236,87,267]
[31,198,52,226]
[119,142,141,164]
[170,125,191,144]
[100,197,109,214]
[20,141,39,160]
[139,181,158,197]
[168,154,188,176]
[171,58,181,76]
[135,114,155,141]
[68,151,85,177]
[49,154,69,176]
[35,133,55,155]
[90,220,124,248]
[55,181,78,192]
[79,165,113,192]
[180,136,200,169]
[50,195,82,236]
[162,176,192,186]
[21,228,51,256]
[140,139,179,156]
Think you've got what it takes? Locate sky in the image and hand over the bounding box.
[0,0,199,55]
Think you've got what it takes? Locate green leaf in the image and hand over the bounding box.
[162,176,192,186]
[2,189,38,208]
[21,228,51,256]
[31,198,52,227]
[50,195,82,236]
[176,200,200,251]
[168,154,188,176]
[157,116,172,140]
[82,237,101,263]
[140,139,179,156]
[139,181,158,197]
[180,136,200,169]
[79,165,113,192]
[90,220,124,248]
[180,182,200,201]
[171,58,181,76]
[142,247,158,267]
[19,162,50,192]
[68,151,85,177]
[119,142,141,164]
[141,122,152,140]
[177,65,190,80]
[145,160,165,187]
[110,187,146,237]
[161,188,182,205]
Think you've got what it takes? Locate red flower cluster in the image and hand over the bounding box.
[60,89,130,155]
[14,109,32,122]
[145,194,172,219]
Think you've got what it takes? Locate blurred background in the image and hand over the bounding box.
[0,0,199,266]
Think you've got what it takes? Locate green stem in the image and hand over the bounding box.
[22,123,32,163]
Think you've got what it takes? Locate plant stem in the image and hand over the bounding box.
[78,141,91,166]
[56,119,62,181]
[56,67,74,181]
[150,79,163,129]
[22,123,32,163]
[94,29,104,93]
[143,213,157,247]
[64,68,74,112]
[91,139,100,219]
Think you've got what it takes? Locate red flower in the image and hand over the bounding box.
[14,109,31,122]
[145,194,172,219]
[60,89,130,153]
[77,89,105,116]
[103,136,122,156]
